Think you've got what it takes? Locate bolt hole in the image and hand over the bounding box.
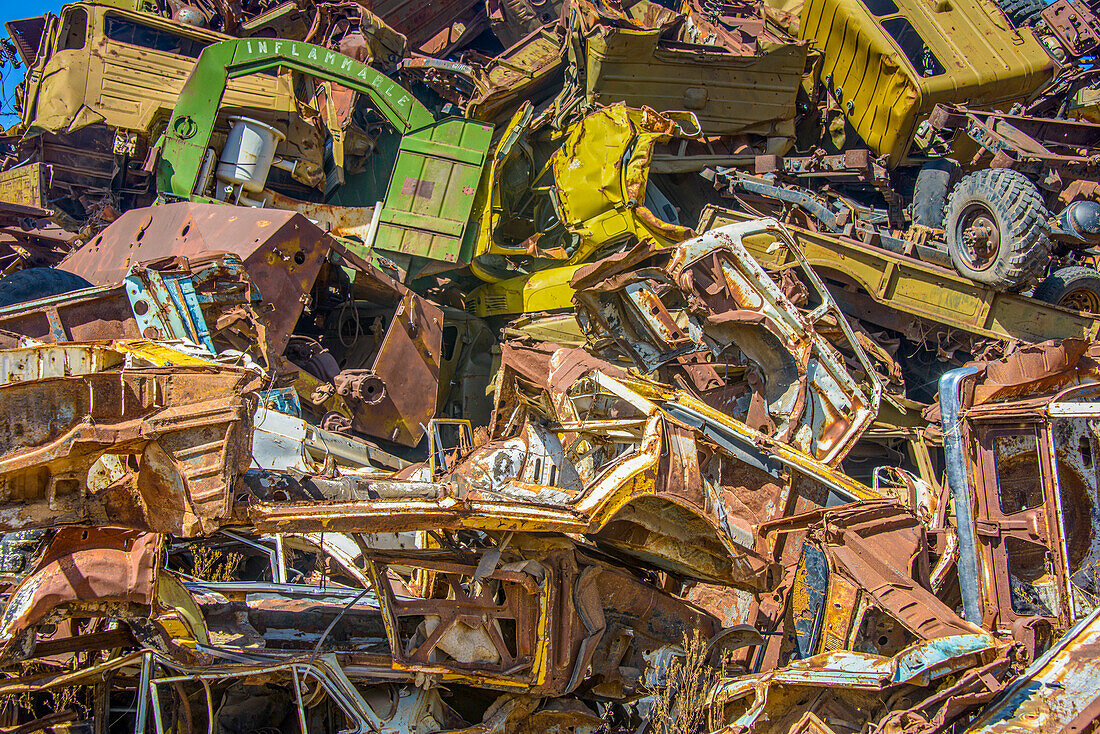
[181,224,190,237]
[878,635,890,646]
[293,251,306,265]
[133,299,149,316]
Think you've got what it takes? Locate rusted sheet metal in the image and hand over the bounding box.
[1042,0,1100,59]
[466,25,567,124]
[361,0,482,49]
[265,192,380,240]
[708,634,1002,734]
[189,581,392,657]
[368,551,548,689]
[247,362,779,589]
[366,544,718,694]
[935,351,1100,644]
[951,384,1100,637]
[0,528,158,659]
[965,339,1100,406]
[60,202,333,354]
[965,605,1100,734]
[0,254,256,349]
[572,219,880,465]
[578,1,807,140]
[59,203,446,447]
[247,345,881,588]
[0,281,140,347]
[362,290,444,447]
[287,244,445,448]
[0,341,258,536]
[929,104,1100,175]
[249,426,774,589]
[759,501,983,672]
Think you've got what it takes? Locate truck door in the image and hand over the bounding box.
[377,117,493,265]
[971,421,1072,631]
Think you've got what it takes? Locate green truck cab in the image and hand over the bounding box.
[155,36,494,273]
[152,36,699,284]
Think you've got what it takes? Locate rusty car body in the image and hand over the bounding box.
[941,339,1100,639]
[0,340,258,536]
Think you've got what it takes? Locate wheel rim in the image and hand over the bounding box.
[1060,287,1100,314]
[955,203,1001,271]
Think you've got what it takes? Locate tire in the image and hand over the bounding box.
[997,0,1044,25]
[0,267,93,308]
[945,168,1051,292]
[1033,266,1100,313]
[912,159,959,229]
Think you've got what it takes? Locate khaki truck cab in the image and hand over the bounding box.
[705,0,1092,300]
[2,2,321,228]
[795,0,1100,300]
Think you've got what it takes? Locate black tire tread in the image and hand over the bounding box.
[997,0,1044,25]
[944,168,1051,292]
[0,267,93,308]
[1033,266,1100,311]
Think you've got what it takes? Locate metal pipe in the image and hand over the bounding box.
[291,665,309,734]
[148,679,165,734]
[134,652,153,734]
[939,364,985,624]
[201,679,214,734]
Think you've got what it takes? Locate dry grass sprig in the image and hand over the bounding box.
[645,630,727,734]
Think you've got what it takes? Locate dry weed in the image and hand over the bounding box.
[645,630,726,734]
[192,545,244,582]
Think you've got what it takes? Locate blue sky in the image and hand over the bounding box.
[1,0,62,125]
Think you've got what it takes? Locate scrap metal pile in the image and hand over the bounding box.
[0,0,1100,730]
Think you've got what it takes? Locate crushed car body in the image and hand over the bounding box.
[2,0,1100,729]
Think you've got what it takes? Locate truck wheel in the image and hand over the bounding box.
[1034,266,1100,313]
[945,168,1051,292]
[912,159,958,229]
[0,268,93,308]
[997,0,1044,25]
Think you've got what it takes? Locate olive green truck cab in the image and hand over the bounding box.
[2,1,316,225]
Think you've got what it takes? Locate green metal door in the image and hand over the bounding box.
[376,117,494,264]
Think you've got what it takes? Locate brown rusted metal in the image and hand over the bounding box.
[929,104,1100,179]
[1042,0,1100,60]
[572,220,879,465]
[360,0,481,49]
[759,501,982,669]
[333,369,387,405]
[0,253,256,349]
[0,528,159,661]
[0,341,258,536]
[60,202,334,355]
[365,543,718,695]
[941,342,1100,640]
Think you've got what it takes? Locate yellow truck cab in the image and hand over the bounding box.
[801,0,1058,165]
[13,1,297,137]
